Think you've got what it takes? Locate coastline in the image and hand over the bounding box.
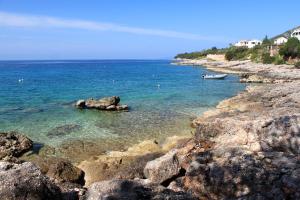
[1,58,299,199]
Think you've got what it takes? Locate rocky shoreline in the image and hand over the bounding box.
[168,58,300,199]
[0,59,299,199]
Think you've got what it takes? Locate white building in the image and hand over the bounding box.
[234,39,262,48]
[291,28,300,40]
[274,36,288,45]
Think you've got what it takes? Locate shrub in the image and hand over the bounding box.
[273,55,285,65]
[262,52,275,64]
[279,37,300,60]
[249,45,263,62]
[225,47,248,61]
[295,61,300,68]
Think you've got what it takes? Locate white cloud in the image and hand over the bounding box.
[0,11,226,41]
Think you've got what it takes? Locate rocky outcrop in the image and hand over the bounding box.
[0,161,62,200]
[0,132,33,160]
[75,96,129,111]
[85,179,196,200]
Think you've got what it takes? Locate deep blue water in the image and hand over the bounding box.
[0,60,245,149]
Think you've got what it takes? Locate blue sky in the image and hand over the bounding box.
[0,0,299,60]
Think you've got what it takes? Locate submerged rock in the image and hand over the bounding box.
[75,96,129,111]
[47,124,81,138]
[0,132,33,160]
[0,161,62,200]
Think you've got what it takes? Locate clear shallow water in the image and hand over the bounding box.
[0,60,245,151]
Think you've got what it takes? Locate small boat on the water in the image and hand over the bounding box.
[202,74,227,79]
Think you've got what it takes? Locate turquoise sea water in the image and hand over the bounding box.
[0,60,245,153]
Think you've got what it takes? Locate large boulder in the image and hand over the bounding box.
[75,96,128,111]
[0,161,62,200]
[46,158,85,185]
[144,149,182,184]
[0,132,33,160]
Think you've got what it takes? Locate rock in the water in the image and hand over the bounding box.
[85,179,196,200]
[144,149,181,184]
[116,104,129,111]
[75,96,128,111]
[75,99,86,108]
[98,96,120,106]
[0,132,33,160]
[0,161,62,200]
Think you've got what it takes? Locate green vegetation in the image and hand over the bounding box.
[273,55,285,65]
[174,47,227,59]
[295,61,300,68]
[279,37,300,60]
[225,47,248,61]
[261,52,275,64]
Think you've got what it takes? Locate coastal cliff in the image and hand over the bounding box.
[0,59,299,199]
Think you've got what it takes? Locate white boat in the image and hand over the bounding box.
[202,74,227,79]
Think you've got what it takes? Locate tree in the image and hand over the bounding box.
[262,35,271,45]
[279,37,300,60]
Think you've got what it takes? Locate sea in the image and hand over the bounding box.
[0,60,245,157]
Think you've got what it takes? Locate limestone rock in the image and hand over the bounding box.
[144,149,181,184]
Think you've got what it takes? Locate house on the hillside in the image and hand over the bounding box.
[291,28,300,40]
[234,40,248,47]
[234,39,261,48]
[274,36,288,45]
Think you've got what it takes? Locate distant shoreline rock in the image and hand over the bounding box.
[75,96,129,111]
